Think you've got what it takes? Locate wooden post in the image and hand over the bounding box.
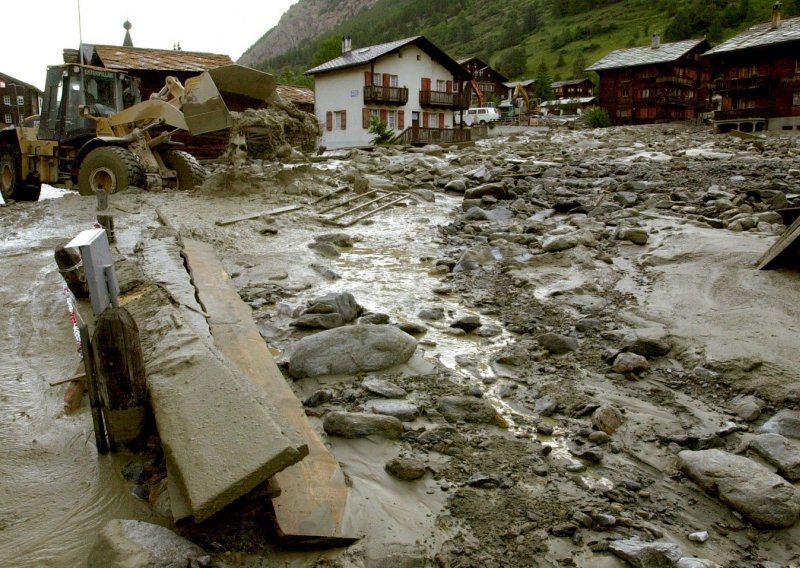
[91,306,147,449]
[96,189,115,243]
[54,241,89,298]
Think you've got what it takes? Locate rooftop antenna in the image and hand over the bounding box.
[77,0,84,64]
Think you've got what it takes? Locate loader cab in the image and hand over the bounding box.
[38,65,133,144]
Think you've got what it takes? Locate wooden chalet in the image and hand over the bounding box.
[551,78,595,99]
[704,4,800,134]
[0,72,41,127]
[586,35,711,126]
[458,57,508,105]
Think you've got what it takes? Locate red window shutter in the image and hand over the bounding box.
[421,77,431,90]
[380,109,387,124]
[422,112,429,127]
[382,73,390,87]
[326,111,332,131]
[341,110,346,130]
[363,108,370,129]
[438,113,445,129]
[398,110,405,129]
[446,80,452,92]
[364,71,372,85]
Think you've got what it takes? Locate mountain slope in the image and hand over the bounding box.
[241,0,795,84]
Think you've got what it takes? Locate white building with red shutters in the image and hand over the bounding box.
[306,36,471,149]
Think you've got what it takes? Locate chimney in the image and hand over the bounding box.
[342,36,352,54]
[651,33,660,49]
[772,2,782,29]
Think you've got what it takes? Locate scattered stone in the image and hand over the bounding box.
[453,245,498,273]
[589,431,611,444]
[362,377,407,399]
[450,315,482,332]
[619,228,649,245]
[303,389,333,407]
[538,332,578,355]
[464,183,506,200]
[315,233,354,247]
[437,396,501,425]
[464,207,491,221]
[731,394,764,422]
[592,405,625,435]
[467,473,500,489]
[678,449,800,528]
[623,331,672,357]
[385,457,427,481]
[444,179,467,193]
[612,352,650,374]
[364,399,419,422]
[536,423,554,436]
[677,559,721,568]
[608,537,683,568]
[88,519,209,568]
[360,312,391,325]
[475,324,502,337]
[542,234,579,253]
[292,291,362,329]
[688,531,709,543]
[418,307,445,321]
[308,241,341,258]
[534,395,558,417]
[759,409,800,439]
[749,433,800,481]
[323,411,404,439]
[288,325,417,379]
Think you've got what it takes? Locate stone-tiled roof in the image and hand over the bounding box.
[305,36,470,80]
[586,38,707,71]
[86,44,233,71]
[705,15,800,55]
[551,78,593,88]
[276,84,314,107]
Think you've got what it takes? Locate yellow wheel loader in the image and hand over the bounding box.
[0,63,275,201]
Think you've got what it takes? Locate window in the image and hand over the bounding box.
[334,110,346,130]
[387,110,397,129]
[3,95,9,105]
[436,79,446,92]
[619,87,630,98]
[641,89,650,99]
[793,92,800,107]
[370,109,379,122]
[390,75,398,88]
[4,113,11,123]
[17,95,24,106]
[796,59,800,74]
[372,73,381,86]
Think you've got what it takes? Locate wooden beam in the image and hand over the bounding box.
[181,239,356,544]
[214,205,303,226]
[757,215,800,270]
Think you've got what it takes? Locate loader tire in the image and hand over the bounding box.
[164,150,206,191]
[0,149,40,202]
[77,146,144,196]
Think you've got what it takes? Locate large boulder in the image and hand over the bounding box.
[608,537,682,567]
[749,433,800,481]
[323,411,404,439]
[288,324,417,378]
[291,291,362,330]
[88,519,208,568]
[759,409,800,439]
[437,396,502,425]
[678,449,800,528]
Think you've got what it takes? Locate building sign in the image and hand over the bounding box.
[350,89,359,97]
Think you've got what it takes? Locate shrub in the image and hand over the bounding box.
[368,116,395,145]
[584,107,610,128]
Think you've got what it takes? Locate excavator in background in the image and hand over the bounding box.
[0,63,275,201]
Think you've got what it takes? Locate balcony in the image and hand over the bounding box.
[394,126,471,145]
[419,90,470,110]
[659,95,694,107]
[714,76,766,93]
[714,107,767,121]
[655,76,695,87]
[363,85,408,105]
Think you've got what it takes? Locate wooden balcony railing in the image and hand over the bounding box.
[655,76,695,87]
[394,126,471,145]
[714,76,766,92]
[714,107,767,121]
[660,95,694,106]
[418,90,470,110]
[363,85,409,105]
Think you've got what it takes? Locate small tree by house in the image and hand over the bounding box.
[368,116,395,145]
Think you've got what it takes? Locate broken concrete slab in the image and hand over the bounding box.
[181,239,355,543]
[88,519,208,568]
[757,214,800,270]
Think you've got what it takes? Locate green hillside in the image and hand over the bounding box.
[257,0,798,88]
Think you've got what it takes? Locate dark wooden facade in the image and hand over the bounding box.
[705,15,800,133]
[552,78,595,99]
[0,72,41,127]
[458,57,508,105]
[588,38,711,126]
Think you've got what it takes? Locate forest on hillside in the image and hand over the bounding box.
[255,0,799,88]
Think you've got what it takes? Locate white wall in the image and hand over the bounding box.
[314,43,460,149]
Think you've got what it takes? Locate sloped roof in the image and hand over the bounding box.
[276,84,314,107]
[458,56,509,82]
[0,72,42,93]
[705,15,800,55]
[305,36,470,80]
[586,38,708,71]
[551,78,593,88]
[502,79,536,88]
[541,96,597,107]
[85,44,233,72]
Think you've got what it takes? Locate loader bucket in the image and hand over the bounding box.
[207,64,277,105]
[182,71,233,136]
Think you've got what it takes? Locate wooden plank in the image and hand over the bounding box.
[181,239,355,544]
[215,204,302,226]
[757,214,800,270]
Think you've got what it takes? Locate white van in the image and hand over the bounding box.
[463,106,502,126]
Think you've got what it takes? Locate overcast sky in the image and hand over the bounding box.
[3,0,298,90]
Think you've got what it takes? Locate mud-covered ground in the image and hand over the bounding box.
[2,124,800,567]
